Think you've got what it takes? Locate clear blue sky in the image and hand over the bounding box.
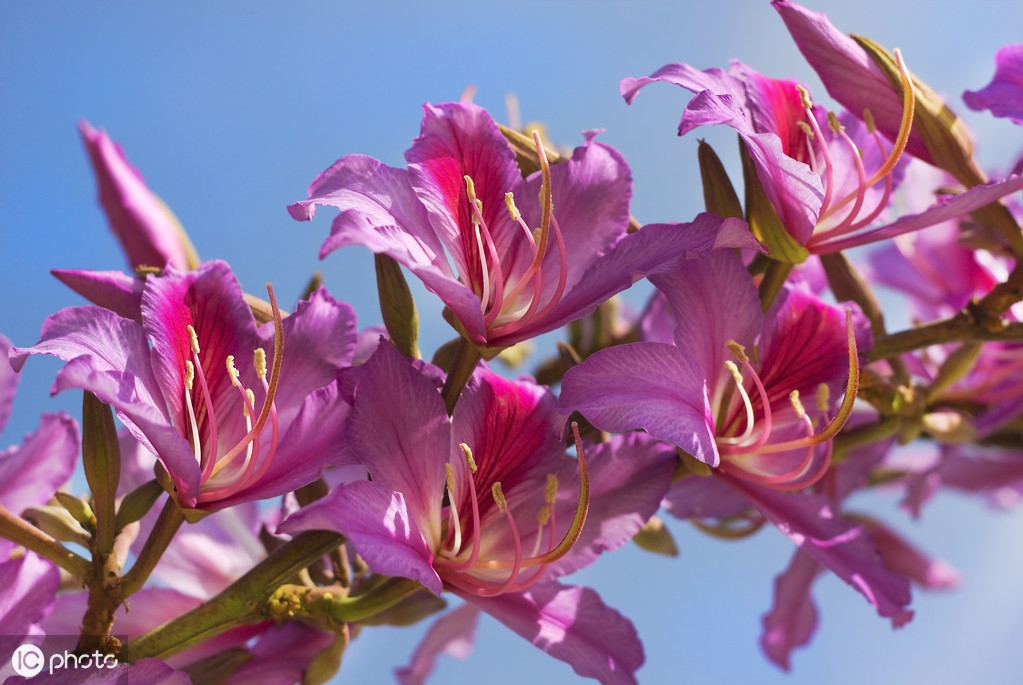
[3,2,1023,683]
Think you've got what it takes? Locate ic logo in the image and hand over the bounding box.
[12,644,44,677]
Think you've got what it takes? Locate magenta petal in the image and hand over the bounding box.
[724,475,913,626]
[560,341,719,466]
[651,249,763,383]
[0,412,79,516]
[0,552,59,636]
[466,582,643,685]
[963,44,1023,124]
[771,0,930,163]
[663,475,750,520]
[862,519,960,590]
[51,269,146,324]
[216,380,352,509]
[813,173,1023,253]
[345,342,449,535]
[516,215,757,347]
[278,479,442,594]
[405,102,522,272]
[79,120,191,272]
[760,549,824,671]
[257,286,356,427]
[0,335,18,435]
[396,603,481,685]
[141,261,256,443]
[547,433,676,578]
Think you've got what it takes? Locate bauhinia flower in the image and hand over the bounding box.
[279,341,676,685]
[964,44,1023,125]
[623,29,1023,258]
[288,101,753,353]
[562,249,866,488]
[11,260,355,510]
[561,251,915,625]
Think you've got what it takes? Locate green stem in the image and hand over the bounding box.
[118,497,185,597]
[0,504,91,577]
[118,530,343,662]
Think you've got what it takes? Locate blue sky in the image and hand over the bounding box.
[3,1,1023,683]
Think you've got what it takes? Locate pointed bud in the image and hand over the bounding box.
[927,343,981,401]
[54,492,96,531]
[632,516,679,557]
[739,139,810,264]
[82,391,121,555]
[698,140,743,219]
[375,254,420,359]
[22,503,92,548]
[853,36,979,186]
[115,479,165,533]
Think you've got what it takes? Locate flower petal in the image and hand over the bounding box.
[0,411,79,517]
[963,44,1023,124]
[560,342,719,466]
[760,549,824,671]
[723,474,914,626]
[278,479,442,594]
[395,603,481,685]
[464,581,643,685]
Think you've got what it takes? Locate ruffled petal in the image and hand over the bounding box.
[724,474,914,626]
[760,549,824,671]
[345,342,449,540]
[395,603,480,685]
[963,44,1023,124]
[0,411,79,516]
[560,342,719,466]
[278,479,442,594]
[465,581,643,685]
[51,269,146,324]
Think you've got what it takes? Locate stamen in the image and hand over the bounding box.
[438,444,483,573]
[460,443,478,474]
[491,482,507,512]
[254,348,267,380]
[226,355,240,386]
[739,307,859,456]
[479,422,589,570]
[198,283,284,502]
[505,192,521,223]
[187,325,200,354]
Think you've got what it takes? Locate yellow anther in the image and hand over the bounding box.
[459,443,478,474]
[862,108,877,134]
[254,348,267,380]
[545,474,558,506]
[184,360,195,390]
[445,463,456,494]
[790,390,806,419]
[816,383,830,413]
[726,340,749,364]
[226,355,240,386]
[244,388,255,418]
[538,506,551,526]
[797,84,813,110]
[796,121,815,139]
[187,325,200,354]
[463,175,483,218]
[827,111,844,135]
[492,482,507,513]
[725,360,743,386]
[505,192,521,222]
